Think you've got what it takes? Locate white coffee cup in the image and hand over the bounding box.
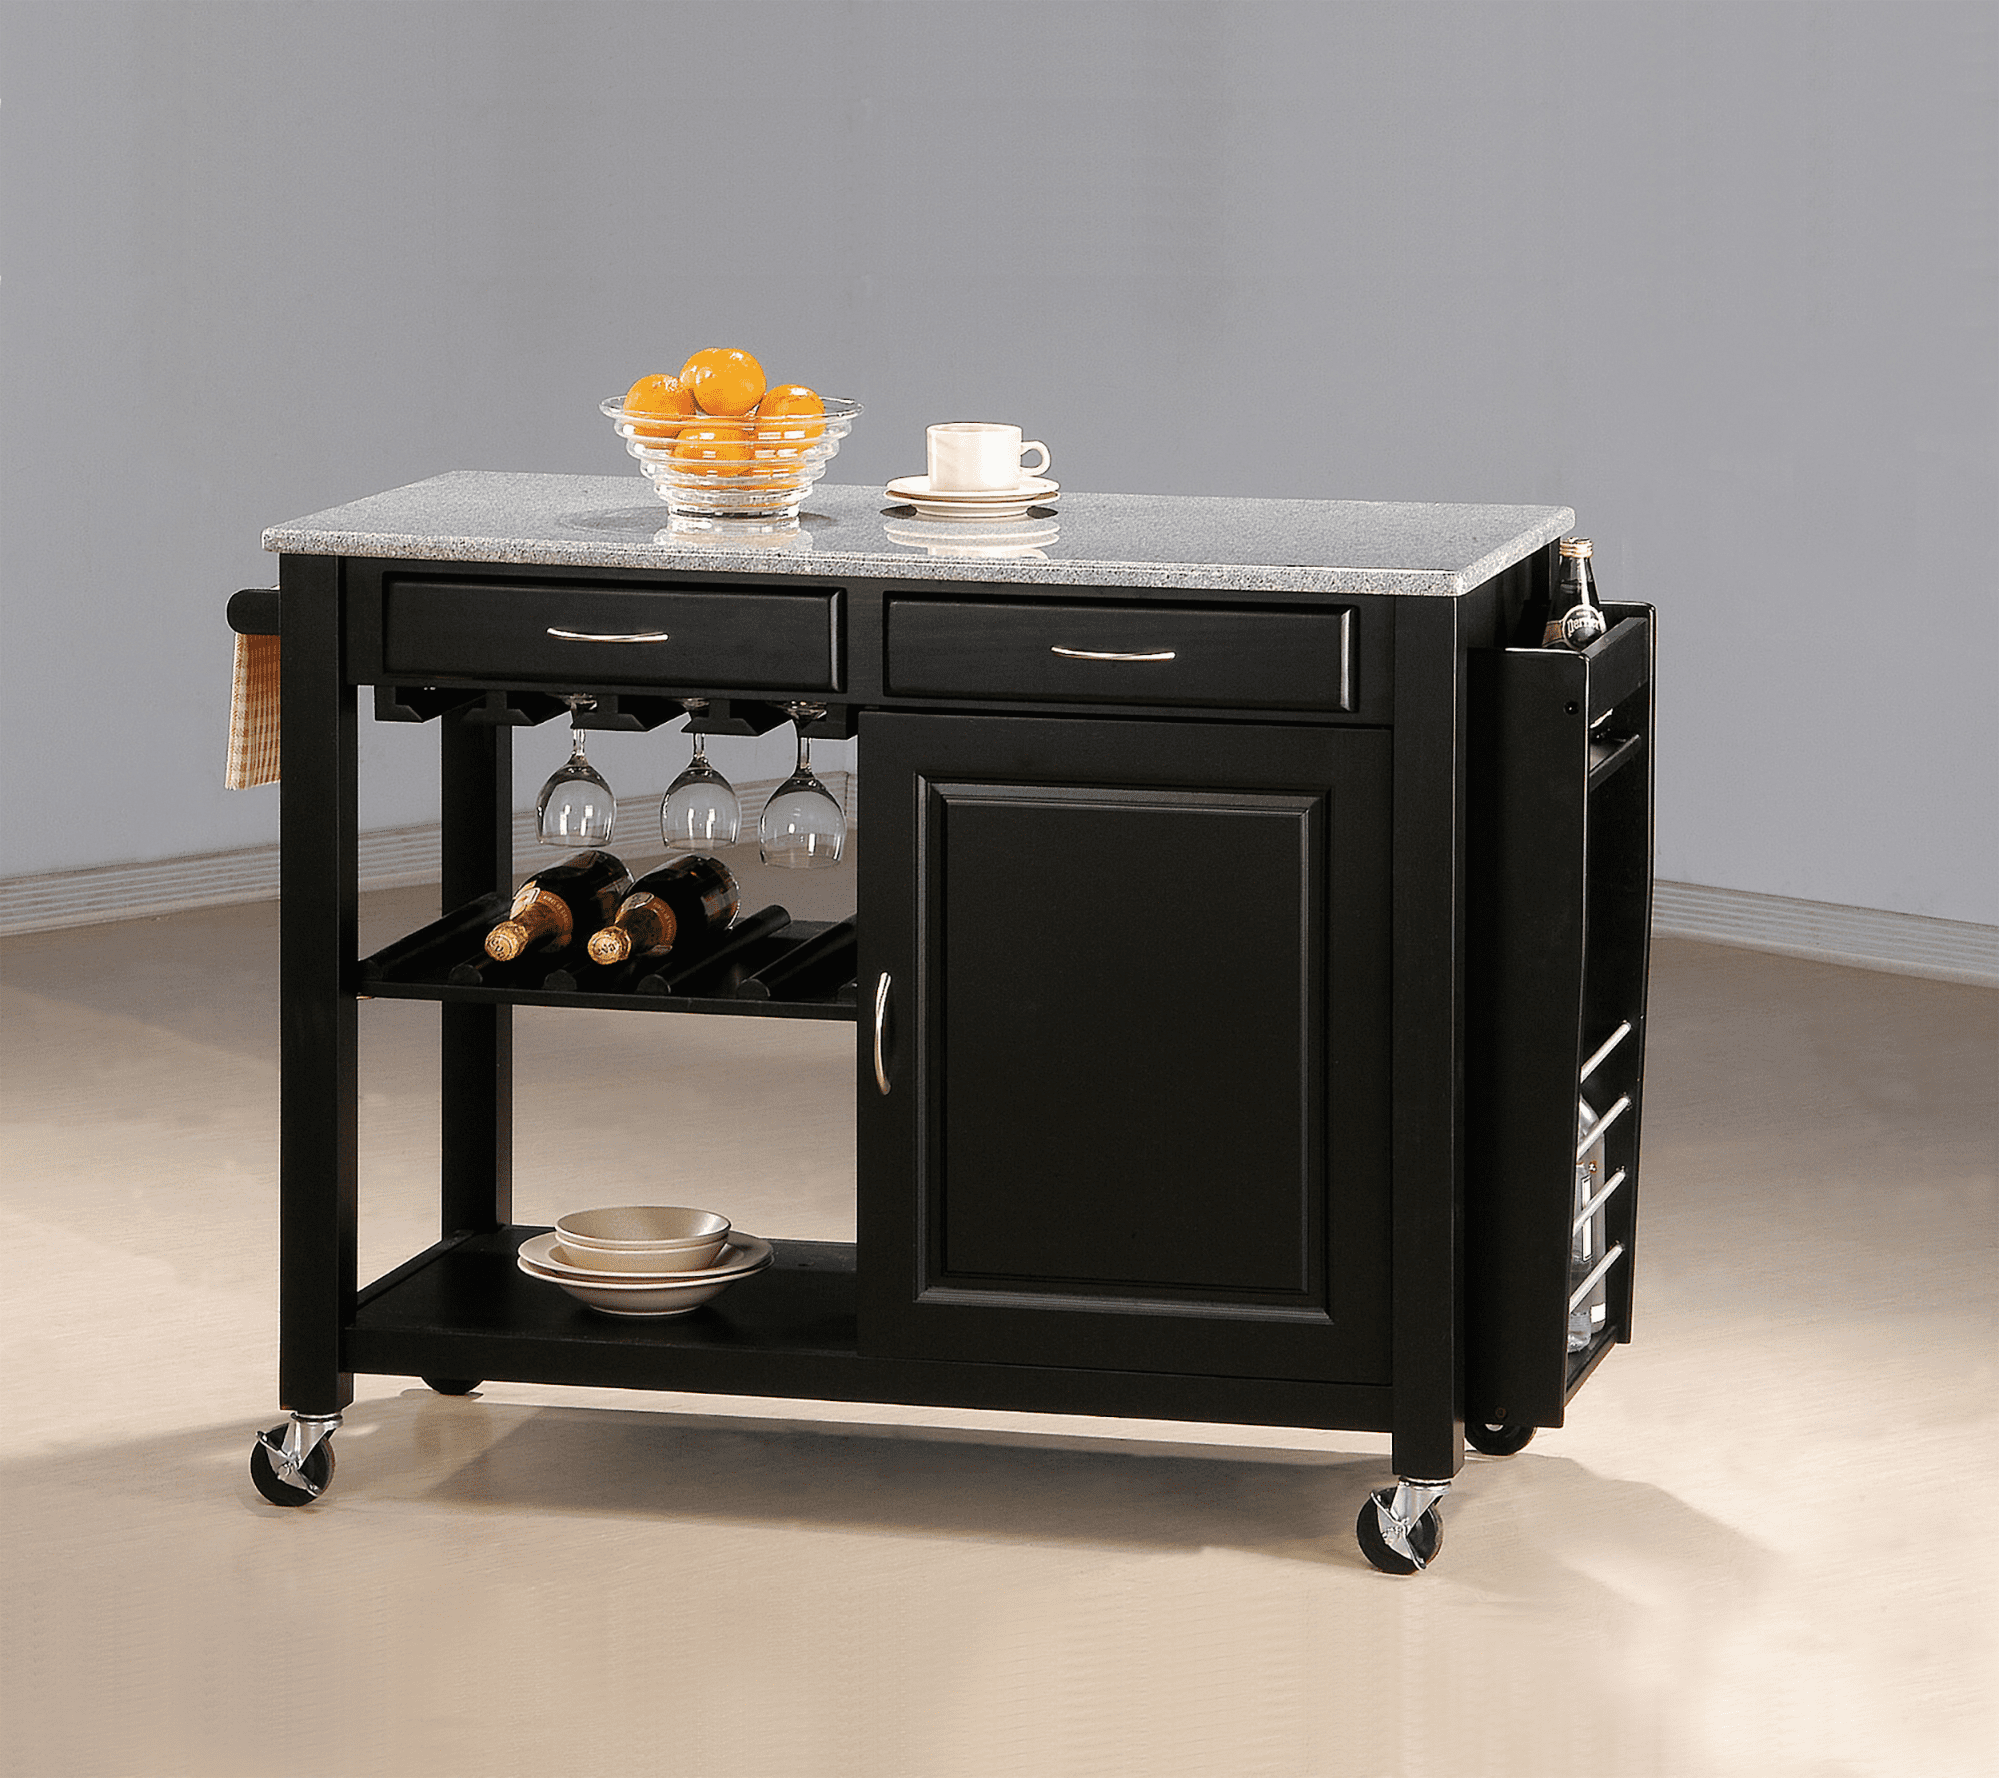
[927,423,1051,493]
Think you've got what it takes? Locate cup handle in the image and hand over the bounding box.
[1019,440,1050,477]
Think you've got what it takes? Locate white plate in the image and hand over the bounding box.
[521,1231,767,1283]
[517,1232,773,1316]
[884,474,1059,521]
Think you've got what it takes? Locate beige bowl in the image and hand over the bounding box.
[552,1205,731,1272]
[544,1240,722,1279]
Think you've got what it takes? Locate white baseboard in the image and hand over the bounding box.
[0,771,852,937]
[4,804,1992,988]
[1651,880,1997,987]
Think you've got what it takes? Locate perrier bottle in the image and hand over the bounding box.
[1543,536,1607,652]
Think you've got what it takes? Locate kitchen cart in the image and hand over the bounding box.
[233,476,1654,1573]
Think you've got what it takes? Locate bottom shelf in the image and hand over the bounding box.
[344,1228,1394,1435]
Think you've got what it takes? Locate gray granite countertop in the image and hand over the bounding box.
[264,472,1573,598]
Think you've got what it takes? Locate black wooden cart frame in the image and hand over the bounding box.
[229,531,1654,1574]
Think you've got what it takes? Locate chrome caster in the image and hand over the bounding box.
[1355,1479,1449,1574]
[1466,1421,1535,1457]
[249,1412,340,1507]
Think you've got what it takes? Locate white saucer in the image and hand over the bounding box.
[885,474,1059,521]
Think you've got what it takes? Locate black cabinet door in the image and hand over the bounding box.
[857,713,1392,1383]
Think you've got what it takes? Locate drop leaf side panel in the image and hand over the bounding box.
[1464,645,1592,1429]
[1464,612,1653,1429]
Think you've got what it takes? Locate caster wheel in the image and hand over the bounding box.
[250,1424,335,1507]
[422,1377,482,1396]
[1356,1489,1444,1575]
[1466,1421,1535,1457]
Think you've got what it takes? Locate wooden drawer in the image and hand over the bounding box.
[381,576,841,691]
[884,597,1352,711]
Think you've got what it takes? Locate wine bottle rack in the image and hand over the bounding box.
[359,902,858,1021]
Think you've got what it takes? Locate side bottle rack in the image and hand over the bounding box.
[1465,602,1656,1431]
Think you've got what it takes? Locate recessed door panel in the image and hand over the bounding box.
[936,783,1321,1298]
[857,712,1392,1383]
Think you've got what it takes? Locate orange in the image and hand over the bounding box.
[678,347,766,418]
[672,423,754,478]
[755,384,826,455]
[623,372,696,444]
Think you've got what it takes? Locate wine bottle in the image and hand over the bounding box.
[1543,536,1607,652]
[483,850,632,962]
[585,856,739,966]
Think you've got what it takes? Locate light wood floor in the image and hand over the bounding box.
[2,859,1992,1778]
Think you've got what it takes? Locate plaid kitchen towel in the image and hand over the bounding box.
[226,631,281,788]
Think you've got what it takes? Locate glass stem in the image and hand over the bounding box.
[569,727,590,765]
[796,728,812,776]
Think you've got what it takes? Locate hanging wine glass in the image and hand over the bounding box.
[758,703,846,870]
[535,697,617,846]
[660,699,741,851]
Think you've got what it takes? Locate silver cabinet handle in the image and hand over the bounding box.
[873,972,892,1095]
[1050,645,1175,662]
[545,627,672,643]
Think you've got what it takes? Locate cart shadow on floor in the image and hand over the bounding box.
[0,1391,1770,1608]
[401,1395,1375,1558]
[282,1387,1768,1589]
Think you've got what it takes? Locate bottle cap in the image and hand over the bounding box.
[587,926,634,965]
[484,921,529,961]
[1559,536,1594,559]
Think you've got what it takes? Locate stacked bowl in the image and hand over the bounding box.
[517,1206,772,1318]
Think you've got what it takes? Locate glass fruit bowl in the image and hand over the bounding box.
[600,393,862,532]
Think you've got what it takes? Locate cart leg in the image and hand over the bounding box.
[1355,1477,1451,1574]
[440,708,513,1240]
[277,553,357,1424]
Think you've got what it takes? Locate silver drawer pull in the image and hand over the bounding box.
[1050,645,1176,662]
[873,973,892,1095]
[545,627,672,643]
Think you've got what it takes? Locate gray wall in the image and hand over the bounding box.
[5,1,1994,922]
